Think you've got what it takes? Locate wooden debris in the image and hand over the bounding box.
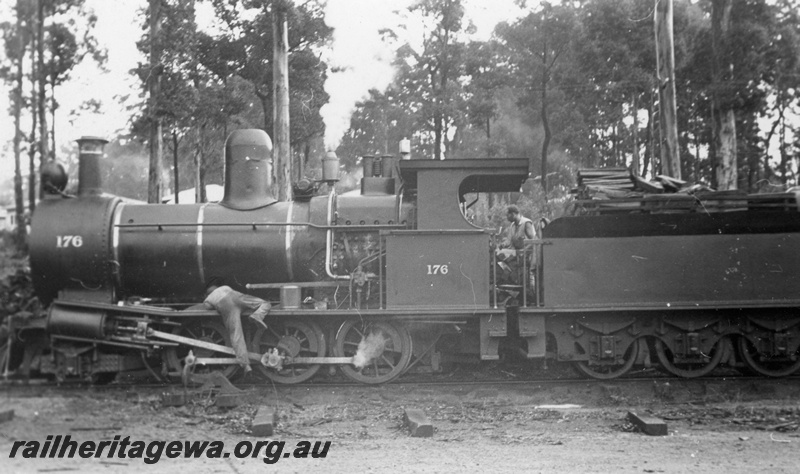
[632,174,664,193]
[161,392,187,407]
[215,393,245,408]
[404,409,434,438]
[251,407,278,437]
[627,412,668,436]
[656,174,688,192]
[0,409,14,423]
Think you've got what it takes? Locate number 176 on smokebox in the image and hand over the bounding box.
[426,264,449,275]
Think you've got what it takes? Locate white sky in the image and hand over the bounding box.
[0,0,527,182]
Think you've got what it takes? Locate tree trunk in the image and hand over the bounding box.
[302,141,311,179]
[196,123,207,203]
[28,20,38,213]
[779,113,787,184]
[147,0,163,203]
[37,0,49,173]
[714,109,737,190]
[172,130,180,203]
[428,65,443,160]
[255,88,273,133]
[540,39,551,197]
[655,0,681,179]
[486,116,492,158]
[642,93,652,177]
[440,60,450,160]
[762,102,783,184]
[50,75,57,158]
[13,0,27,249]
[272,5,291,200]
[693,112,701,182]
[711,0,737,190]
[631,93,640,176]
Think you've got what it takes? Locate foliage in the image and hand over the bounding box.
[4,0,799,223]
[395,0,472,160]
[128,0,333,198]
[339,0,800,221]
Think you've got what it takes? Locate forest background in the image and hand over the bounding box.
[1,0,799,248]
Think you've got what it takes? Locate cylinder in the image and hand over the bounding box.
[47,304,106,339]
[362,155,374,178]
[221,129,275,210]
[77,136,108,197]
[322,151,340,182]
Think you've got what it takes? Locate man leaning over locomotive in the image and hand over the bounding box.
[496,205,536,290]
[189,277,271,375]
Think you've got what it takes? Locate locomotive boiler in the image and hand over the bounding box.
[16,128,800,384]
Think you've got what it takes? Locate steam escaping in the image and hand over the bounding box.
[320,0,411,150]
[352,331,386,369]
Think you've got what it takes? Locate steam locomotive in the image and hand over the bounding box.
[13,129,800,384]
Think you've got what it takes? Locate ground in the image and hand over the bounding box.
[1,377,799,473]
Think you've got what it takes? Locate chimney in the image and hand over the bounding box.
[76,136,108,197]
[220,129,276,210]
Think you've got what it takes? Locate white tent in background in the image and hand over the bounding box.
[161,184,224,204]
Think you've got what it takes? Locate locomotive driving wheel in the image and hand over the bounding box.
[574,339,639,380]
[333,320,412,384]
[164,320,240,380]
[737,336,800,377]
[250,320,327,384]
[654,337,727,378]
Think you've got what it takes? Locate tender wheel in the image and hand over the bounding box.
[574,339,639,380]
[164,320,239,380]
[251,320,326,384]
[654,337,726,378]
[737,336,800,377]
[333,320,412,384]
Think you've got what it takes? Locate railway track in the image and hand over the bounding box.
[4,371,798,392]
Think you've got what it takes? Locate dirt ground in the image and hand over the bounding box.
[1,376,799,473]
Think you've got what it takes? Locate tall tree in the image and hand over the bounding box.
[0,0,30,248]
[711,0,737,189]
[498,2,576,193]
[208,0,331,186]
[36,0,49,170]
[463,40,508,158]
[273,0,291,200]
[147,0,163,203]
[13,4,27,248]
[655,0,681,179]
[398,0,470,160]
[28,10,37,212]
[44,16,103,153]
[337,88,415,169]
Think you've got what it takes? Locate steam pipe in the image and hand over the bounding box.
[325,189,350,280]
